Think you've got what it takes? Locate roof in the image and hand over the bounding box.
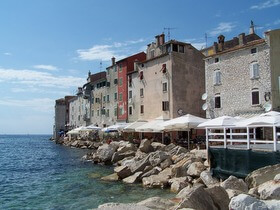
[116,51,146,64]
[88,72,106,83]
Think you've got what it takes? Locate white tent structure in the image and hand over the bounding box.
[197,116,240,128]
[123,120,148,132]
[135,116,169,133]
[162,114,207,149]
[102,123,131,132]
[86,124,102,131]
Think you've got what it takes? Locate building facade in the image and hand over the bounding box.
[128,34,205,121]
[203,27,280,118]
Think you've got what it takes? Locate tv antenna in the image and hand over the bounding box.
[164,27,176,41]
[99,60,102,72]
[204,33,212,48]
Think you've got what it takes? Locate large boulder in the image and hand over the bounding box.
[149,151,170,167]
[71,140,79,147]
[160,157,173,169]
[123,172,143,184]
[114,165,132,179]
[190,149,207,160]
[171,156,196,177]
[205,186,230,210]
[164,143,177,152]
[139,139,153,153]
[95,143,118,163]
[151,142,166,151]
[258,180,280,200]
[187,162,206,177]
[169,177,189,193]
[130,154,151,174]
[101,173,119,181]
[117,143,137,153]
[141,166,162,179]
[168,145,188,156]
[142,167,172,188]
[229,194,267,210]
[111,151,135,163]
[137,197,176,210]
[134,149,148,160]
[200,170,219,187]
[226,189,244,199]
[221,175,248,193]
[176,185,218,210]
[245,164,280,188]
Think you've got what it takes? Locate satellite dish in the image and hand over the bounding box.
[263,103,272,112]
[202,103,208,111]
[202,93,208,100]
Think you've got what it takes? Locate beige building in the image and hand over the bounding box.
[128,34,205,121]
[203,26,280,119]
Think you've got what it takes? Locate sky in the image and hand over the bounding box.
[0,0,279,134]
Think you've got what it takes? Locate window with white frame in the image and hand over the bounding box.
[215,94,221,108]
[140,105,144,114]
[252,89,260,105]
[250,62,259,79]
[163,82,167,92]
[213,70,221,85]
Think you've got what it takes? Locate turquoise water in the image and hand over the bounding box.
[0,135,173,209]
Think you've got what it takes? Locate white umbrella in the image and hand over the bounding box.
[162,114,207,149]
[86,124,102,130]
[197,116,239,128]
[135,116,169,133]
[235,111,280,127]
[102,123,131,132]
[123,120,148,132]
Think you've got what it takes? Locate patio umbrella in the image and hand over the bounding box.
[102,123,131,132]
[86,124,102,130]
[123,120,148,132]
[197,116,239,128]
[135,116,169,133]
[162,114,207,149]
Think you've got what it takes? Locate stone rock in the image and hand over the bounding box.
[187,162,206,177]
[171,157,195,178]
[123,172,143,184]
[117,143,137,153]
[274,174,280,181]
[168,146,188,156]
[248,187,259,197]
[130,155,151,174]
[80,145,87,149]
[164,143,176,152]
[97,203,150,210]
[221,175,248,192]
[172,153,190,164]
[139,139,153,153]
[190,149,207,160]
[160,157,173,169]
[258,180,280,200]
[134,149,148,160]
[229,194,267,210]
[176,185,218,210]
[205,186,230,210]
[137,197,176,210]
[176,185,193,199]
[142,167,172,188]
[118,157,135,167]
[111,151,135,163]
[96,143,118,163]
[226,189,244,199]
[101,173,119,181]
[151,142,166,150]
[149,151,169,167]
[245,164,280,188]
[141,166,162,179]
[71,140,79,147]
[200,170,219,187]
[204,160,210,167]
[114,165,132,179]
[264,200,280,210]
[169,177,189,193]
[192,177,204,185]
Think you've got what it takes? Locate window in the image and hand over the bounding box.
[140,105,144,114]
[78,115,80,121]
[91,97,94,104]
[213,70,221,85]
[114,107,117,116]
[215,94,221,108]
[172,44,178,52]
[179,45,184,53]
[103,96,106,102]
[140,88,144,97]
[250,62,259,79]
[106,109,109,117]
[119,107,123,115]
[91,110,94,117]
[95,98,100,103]
[107,95,110,102]
[215,57,219,63]
[97,109,100,116]
[162,101,169,111]
[114,66,117,72]
[119,64,122,72]
[252,89,260,105]
[163,82,167,92]
[114,78,118,85]
[119,93,123,101]
[106,82,110,87]
[119,78,123,86]
[114,92,118,101]
[150,50,155,58]
[128,75,132,87]
[129,90,132,99]
[251,48,257,54]
[129,106,133,115]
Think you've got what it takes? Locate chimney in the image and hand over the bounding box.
[111,57,116,66]
[217,35,225,51]
[238,33,246,46]
[159,33,165,45]
[213,42,218,54]
[249,20,255,35]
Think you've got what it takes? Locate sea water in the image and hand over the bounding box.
[0,135,173,209]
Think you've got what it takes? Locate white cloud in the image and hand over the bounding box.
[0,98,54,112]
[4,52,12,56]
[209,22,236,36]
[77,38,146,61]
[0,68,85,88]
[11,87,71,95]
[250,0,280,9]
[192,42,207,50]
[33,64,58,71]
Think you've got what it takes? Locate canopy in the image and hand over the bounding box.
[197,116,240,128]
[67,126,89,134]
[123,120,148,132]
[135,116,169,133]
[162,114,207,131]
[86,124,102,130]
[102,123,131,132]
[235,111,280,127]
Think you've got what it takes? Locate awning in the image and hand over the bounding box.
[123,120,148,132]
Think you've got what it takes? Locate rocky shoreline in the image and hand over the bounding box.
[53,137,280,209]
